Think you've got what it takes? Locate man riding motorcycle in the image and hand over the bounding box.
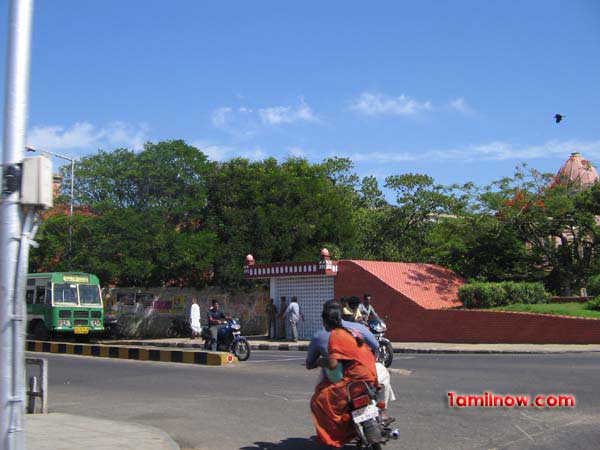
[207,300,231,351]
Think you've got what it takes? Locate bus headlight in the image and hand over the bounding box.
[58,319,71,327]
[91,320,102,327]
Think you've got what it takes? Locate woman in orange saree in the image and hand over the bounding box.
[310,303,378,448]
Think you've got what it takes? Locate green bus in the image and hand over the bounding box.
[26,272,104,339]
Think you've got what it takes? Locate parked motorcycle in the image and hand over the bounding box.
[201,318,251,361]
[347,380,400,449]
[368,318,393,368]
[166,317,193,339]
[104,317,123,339]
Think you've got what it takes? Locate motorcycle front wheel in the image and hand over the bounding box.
[166,326,180,338]
[378,341,394,368]
[233,338,251,361]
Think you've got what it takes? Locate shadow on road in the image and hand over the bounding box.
[239,437,326,450]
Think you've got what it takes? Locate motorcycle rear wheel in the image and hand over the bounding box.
[233,338,251,361]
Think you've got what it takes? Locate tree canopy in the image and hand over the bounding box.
[30,141,600,294]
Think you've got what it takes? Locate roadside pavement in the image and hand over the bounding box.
[100,336,600,354]
[27,412,180,450]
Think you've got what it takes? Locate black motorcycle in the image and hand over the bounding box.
[103,317,123,339]
[201,318,251,361]
[166,317,193,339]
[347,380,400,449]
[368,318,393,368]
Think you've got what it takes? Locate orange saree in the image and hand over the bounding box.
[310,328,378,448]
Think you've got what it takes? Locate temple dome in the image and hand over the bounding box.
[554,152,599,189]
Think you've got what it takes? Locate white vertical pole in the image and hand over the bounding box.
[1,1,34,449]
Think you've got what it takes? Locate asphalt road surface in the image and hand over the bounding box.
[30,351,600,450]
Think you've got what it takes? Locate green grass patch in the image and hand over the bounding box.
[489,302,600,319]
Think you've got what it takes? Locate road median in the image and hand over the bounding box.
[26,340,237,366]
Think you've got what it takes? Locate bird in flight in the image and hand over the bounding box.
[554,114,565,123]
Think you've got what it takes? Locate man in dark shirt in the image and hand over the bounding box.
[208,300,227,351]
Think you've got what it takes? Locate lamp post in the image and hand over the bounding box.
[26,146,75,256]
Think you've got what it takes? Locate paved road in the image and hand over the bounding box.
[31,351,600,450]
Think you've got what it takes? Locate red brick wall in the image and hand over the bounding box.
[334,261,600,344]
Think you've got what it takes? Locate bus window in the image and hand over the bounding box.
[26,290,34,304]
[46,283,53,305]
[35,287,46,304]
[54,284,78,304]
[80,285,101,305]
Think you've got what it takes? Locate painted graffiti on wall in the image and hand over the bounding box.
[103,286,270,337]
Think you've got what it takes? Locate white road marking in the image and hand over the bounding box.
[247,356,306,363]
[513,424,535,442]
[264,392,289,401]
[388,368,412,376]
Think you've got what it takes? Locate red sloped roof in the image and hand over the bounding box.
[346,260,465,309]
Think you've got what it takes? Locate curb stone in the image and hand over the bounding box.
[99,340,600,354]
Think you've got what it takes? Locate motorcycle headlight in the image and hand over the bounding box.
[232,324,241,330]
[372,323,384,333]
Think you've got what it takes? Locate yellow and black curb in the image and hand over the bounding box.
[26,340,237,366]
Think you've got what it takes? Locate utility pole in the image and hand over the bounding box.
[1,1,34,449]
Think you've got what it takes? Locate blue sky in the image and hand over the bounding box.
[1,0,599,190]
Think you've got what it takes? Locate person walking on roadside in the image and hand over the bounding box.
[189,297,201,339]
[266,298,278,339]
[278,296,287,340]
[284,296,304,342]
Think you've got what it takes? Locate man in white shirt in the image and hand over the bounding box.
[189,297,201,339]
[283,296,304,342]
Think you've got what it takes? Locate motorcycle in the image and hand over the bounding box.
[201,318,251,361]
[104,317,123,339]
[347,380,400,449]
[166,317,193,339]
[368,318,393,368]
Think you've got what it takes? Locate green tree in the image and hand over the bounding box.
[205,157,358,285]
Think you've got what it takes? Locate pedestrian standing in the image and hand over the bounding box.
[284,296,304,342]
[278,297,287,340]
[189,297,201,339]
[266,298,278,339]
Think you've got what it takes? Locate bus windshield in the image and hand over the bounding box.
[80,285,102,305]
[53,284,78,304]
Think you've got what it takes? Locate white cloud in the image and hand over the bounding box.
[190,140,232,161]
[346,140,600,163]
[190,141,266,161]
[241,148,266,161]
[287,146,308,158]
[210,99,318,135]
[449,97,474,115]
[211,107,233,129]
[258,99,317,125]
[27,121,149,153]
[350,92,433,116]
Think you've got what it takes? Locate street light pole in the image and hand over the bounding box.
[1,1,34,449]
[26,146,75,256]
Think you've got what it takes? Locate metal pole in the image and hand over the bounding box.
[69,159,74,257]
[1,1,34,449]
